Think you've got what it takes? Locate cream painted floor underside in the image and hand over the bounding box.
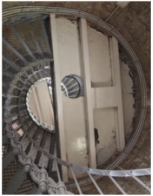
[28,17,135,178]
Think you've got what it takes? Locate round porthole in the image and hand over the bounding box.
[61,74,84,98]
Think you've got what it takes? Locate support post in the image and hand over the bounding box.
[80,18,96,168]
[50,14,68,182]
[109,37,125,151]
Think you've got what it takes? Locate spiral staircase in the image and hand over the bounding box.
[2,6,151,195]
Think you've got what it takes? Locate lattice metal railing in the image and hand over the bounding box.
[2,6,149,195]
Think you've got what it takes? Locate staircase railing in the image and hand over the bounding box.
[3,6,149,194]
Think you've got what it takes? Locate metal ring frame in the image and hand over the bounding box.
[3,6,147,189]
[26,77,55,132]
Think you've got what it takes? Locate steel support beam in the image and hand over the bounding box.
[3,71,14,78]
[3,38,28,65]
[3,55,21,72]
[50,14,68,182]
[109,37,125,151]
[79,18,96,168]
[10,24,36,61]
[30,30,44,58]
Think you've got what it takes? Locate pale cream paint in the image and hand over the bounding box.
[94,108,116,165]
[50,14,68,182]
[87,25,112,87]
[56,18,88,178]
[109,37,125,151]
[79,18,96,168]
[28,80,54,127]
[88,25,118,165]
[27,17,135,177]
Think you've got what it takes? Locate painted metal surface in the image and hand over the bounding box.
[80,18,96,169]
[10,24,36,61]
[27,79,54,131]
[88,24,118,165]
[2,7,148,191]
[3,151,15,169]
[3,10,147,178]
[50,14,68,182]
[87,25,112,88]
[4,167,27,194]
[55,17,88,178]
[109,37,125,151]
[53,17,134,170]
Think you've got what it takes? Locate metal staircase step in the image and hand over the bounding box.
[4,167,27,194]
[3,134,9,145]
[3,151,15,170]
[30,184,39,194]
